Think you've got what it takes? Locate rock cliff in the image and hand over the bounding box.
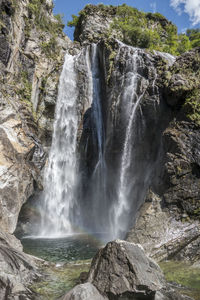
[0,2,200,298]
[69,5,200,263]
[0,0,70,296]
[65,5,200,265]
[0,0,70,235]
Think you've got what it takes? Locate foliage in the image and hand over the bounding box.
[160,260,200,299]
[40,37,58,58]
[183,89,200,125]
[110,5,180,54]
[31,260,91,299]
[186,28,200,48]
[67,4,200,56]
[67,14,79,27]
[177,34,191,54]
[25,0,64,37]
[16,71,32,102]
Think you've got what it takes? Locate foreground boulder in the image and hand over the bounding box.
[63,283,107,300]
[63,240,192,300]
[88,240,165,298]
[0,232,38,300]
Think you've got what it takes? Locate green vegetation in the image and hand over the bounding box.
[67,4,200,55]
[186,28,200,48]
[31,260,91,299]
[67,14,79,28]
[16,71,32,102]
[160,260,200,300]
[183,89,200,125]
[40,37,57,58]
[24,0,64,40]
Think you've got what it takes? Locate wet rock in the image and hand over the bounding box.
[126,191,200,262]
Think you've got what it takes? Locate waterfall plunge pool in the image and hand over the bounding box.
[20,233,108,299]
[21,233,107,263]
[19,234,200,300]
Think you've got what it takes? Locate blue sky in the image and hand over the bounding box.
[53,0,200,40]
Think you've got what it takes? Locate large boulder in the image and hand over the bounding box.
[88,240,165,299]
[63,240,192,300]
[0,231,38,300]
[63,283,107,300]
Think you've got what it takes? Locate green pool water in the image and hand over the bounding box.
[21,233,104,299]
[21,235,200,300]
[21,233,103,263]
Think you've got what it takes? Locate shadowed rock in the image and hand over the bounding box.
[0,232,38,299]
[63,283,107,300]
[63,240,193,300]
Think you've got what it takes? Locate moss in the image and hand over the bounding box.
[16,71,32,102]
[31,260,91,299]
[40,37,59,59]
[160,261,200,300]
[68,4,198,55]
[25,0,64,39]
[182,89,200,125]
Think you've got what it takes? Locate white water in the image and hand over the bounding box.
[39,53,78,237]
[37,42,175,241]
[155,51,176,66]
[90,44,105,172]
[111,47,148,239]
[82,45,107,229]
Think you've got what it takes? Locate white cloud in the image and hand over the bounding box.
[170,0,200,26]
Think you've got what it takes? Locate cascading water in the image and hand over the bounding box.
[89,44,107,223]
[77,44,108,233]
[39,53,78,237]
[36,41,175,242]
[109,46,149,238]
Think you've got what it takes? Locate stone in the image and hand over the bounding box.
[88,240,165,299]
[65,240,193,300]
[63,283,107,300]
[0,231,38,300]
[126,191,200,262]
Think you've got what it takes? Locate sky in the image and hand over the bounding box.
[53,0,200,40]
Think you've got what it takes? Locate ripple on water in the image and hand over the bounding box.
[21,233,106,263]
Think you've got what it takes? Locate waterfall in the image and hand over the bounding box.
[78,44,108,233]
[110,46,149,239]
[39,53,78,237]
[36,41,174,241]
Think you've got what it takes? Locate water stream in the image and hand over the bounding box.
[39,53,78,237]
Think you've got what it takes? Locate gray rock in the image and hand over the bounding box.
[63,283,107,300]
[88,240,165,299]
[126,191,200,262]
[0,231,38,300]
[64,240,193,300]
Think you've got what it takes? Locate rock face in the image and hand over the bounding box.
[0,232,38,300]
[88,240,165,298]
[0,101,35,233]
[63,240,193,300]
[0,0,70,235]
[127,48,200,262]
[0,0,70,296]
[126,191,200,262]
